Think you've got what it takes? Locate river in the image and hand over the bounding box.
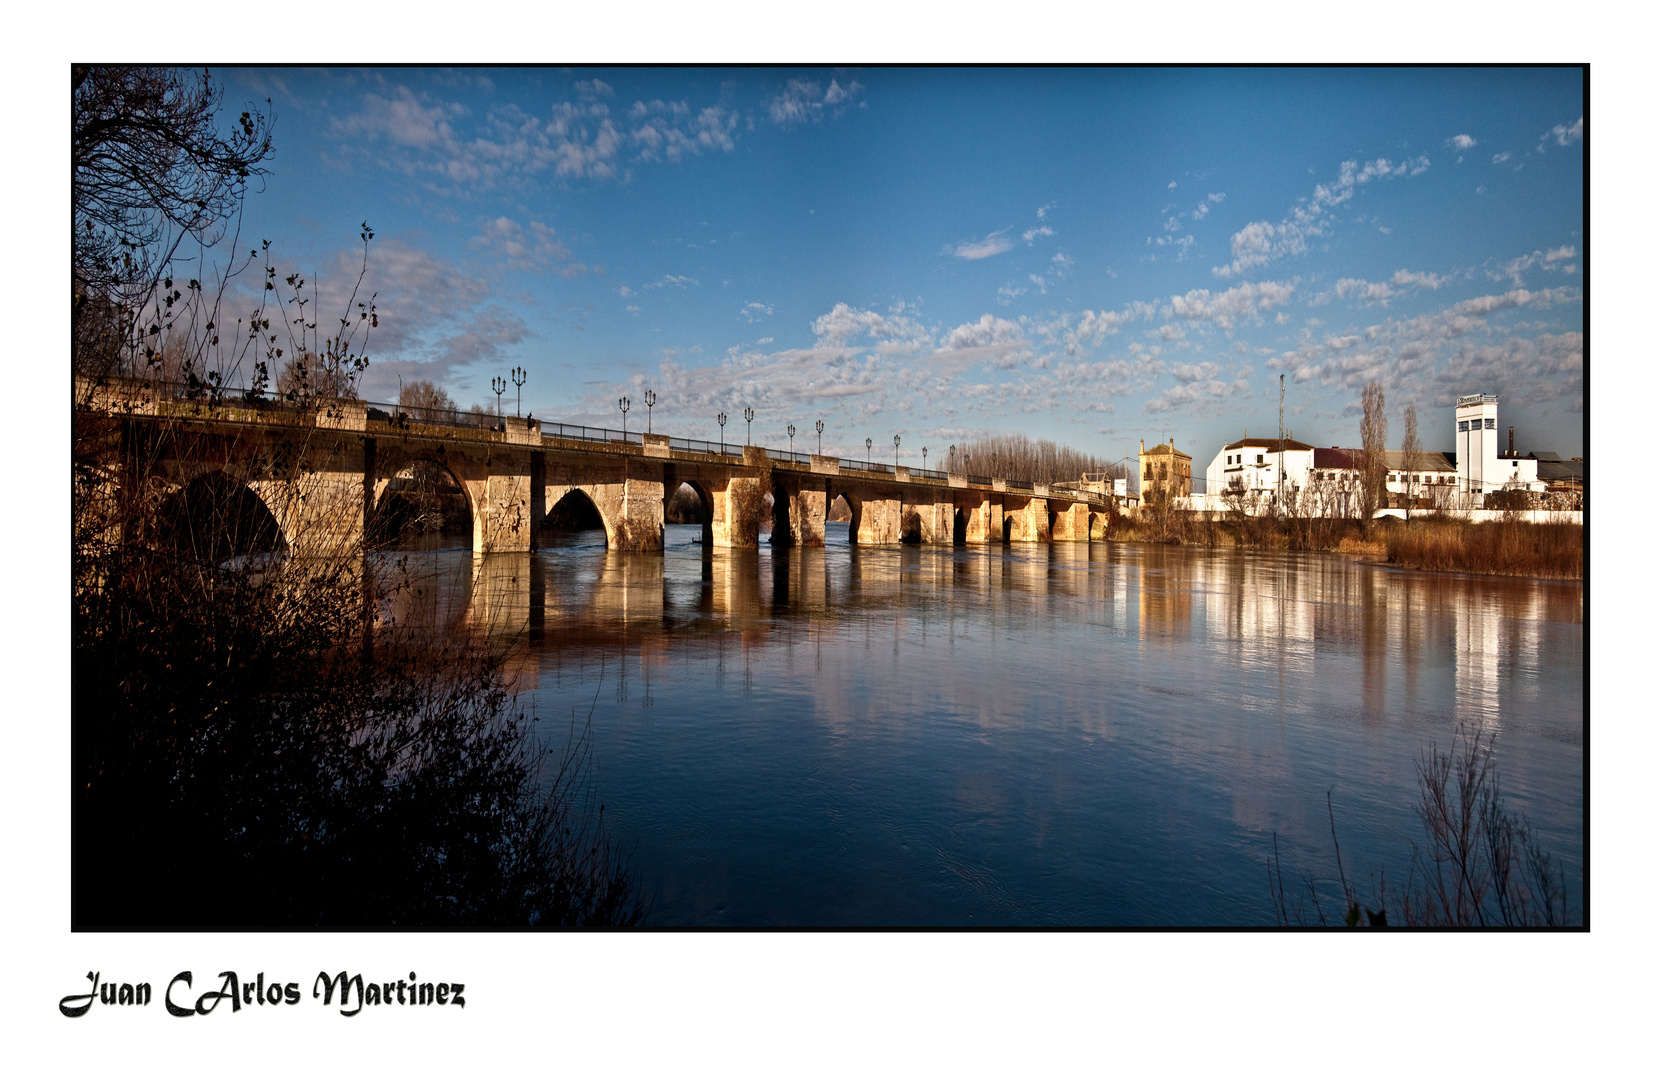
[379,522,1585,926]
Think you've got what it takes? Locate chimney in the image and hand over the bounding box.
[1508,426,1514,455]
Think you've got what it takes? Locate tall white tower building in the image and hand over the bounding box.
[1455,393,1500,497]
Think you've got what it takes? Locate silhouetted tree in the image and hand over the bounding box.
[73,66,273,376]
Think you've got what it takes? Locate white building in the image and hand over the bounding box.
[1455,393,1545,503]
[1202,436,1316,509]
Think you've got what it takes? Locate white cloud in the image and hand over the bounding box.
[997,283,1027,304]
[1448,134,1477,151]
[768,77,864,127]
[467,216,583,276]
[1167,180,1178,190]
[1036,203,1054,220]
[1538,116,1584,152]
[1391,268,1448,290]
[1022,224,1055,245]
[646,274,699,289]
[1262,286,1581,405]
[1489,246,1576,286]
[740,301,773,322]
[1214,155,1431,277]
[617,285,635,297]
[1493,151,1512,165]
[1171,361,1222,383]
[1155,234,1196,259]
[952,229,1015,260]
[811,301,932,351]
[1332,269,1447,306]
[1063,301,1158,355]
[1168,279,1296,330]
[331,84,739,189]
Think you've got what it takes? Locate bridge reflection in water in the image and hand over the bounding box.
[372,521,1582,925]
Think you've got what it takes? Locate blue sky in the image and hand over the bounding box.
[212,66,1584,467]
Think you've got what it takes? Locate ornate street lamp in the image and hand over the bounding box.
[949,444,956,471]
[815,419,824,455]
[743,406,755,445]
[866,437,873,463]
[788,424,796,456]
[922,446,928,471]
[893,433,901,469]
[492,375,507,422]
[618,395,631,439]
[717,411,727,454]
[511,365,526,416]
[643,388,657,434]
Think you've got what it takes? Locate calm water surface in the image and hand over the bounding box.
[383,522,1584,926]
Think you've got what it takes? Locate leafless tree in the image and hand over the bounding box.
[1359,381,1388,531]
[954,433,1120,484]
[73,67,274,377]
[1401,404,1421,518]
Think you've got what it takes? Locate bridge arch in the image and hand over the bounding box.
[370,457,474,547]
[829,490,863,544]
[542,487,609,546]
[153,470,287,563]
[667,480,715,546]
[953,507,967,545]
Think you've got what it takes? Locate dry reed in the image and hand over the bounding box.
[1386,518,1583,579]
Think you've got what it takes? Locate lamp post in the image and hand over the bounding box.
[717,411,727,454]
[788,424,796,456]
[949,444,956,473]
[491,375,507,423]
[893,434,901,469]
[511,365,526,416]
[643,388,656,434]
[743,406,754,445]
[618,395,630,439]
[922,446,928,471]
[865,437,872,462]
[815,419,824,456]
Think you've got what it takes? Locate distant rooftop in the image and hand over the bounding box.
[1457,393,1500,406]
[1223,436,1315,452]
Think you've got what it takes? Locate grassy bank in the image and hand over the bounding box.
[1106,512,1581,580]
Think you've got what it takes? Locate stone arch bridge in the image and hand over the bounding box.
[80,379,1117,555]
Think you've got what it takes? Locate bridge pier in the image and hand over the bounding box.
[854,490,901,544]
[1051,501,1091,541]
[962,493,999,544]
[1004,496,1051,543]
[770,474,827,548]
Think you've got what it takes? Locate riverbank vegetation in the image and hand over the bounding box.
[1108,504,1581,580]
[1269,727,1573,927]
